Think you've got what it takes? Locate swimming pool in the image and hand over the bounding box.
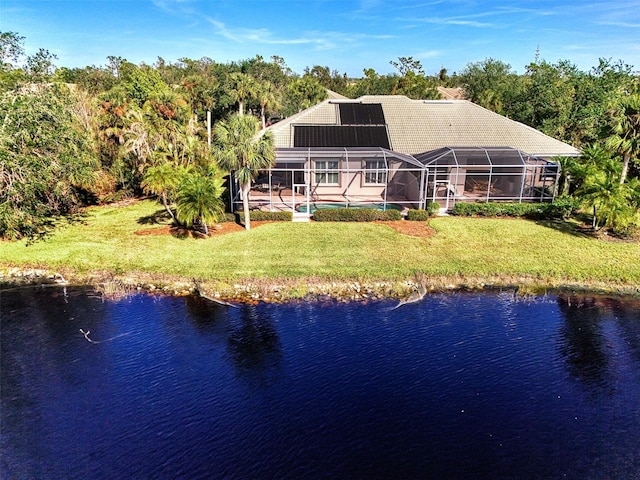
[295,201,404,214]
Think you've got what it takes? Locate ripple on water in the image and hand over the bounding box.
[1,288,639,479]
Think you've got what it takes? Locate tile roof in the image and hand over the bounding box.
[437,86,466,100]
[266,95,580,158]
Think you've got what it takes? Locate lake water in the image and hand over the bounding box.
[1,286,639,479]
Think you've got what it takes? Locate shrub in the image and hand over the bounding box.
[611,224,640,240]
[312,208,401,222]
[406,209,431,221]
[378,209,403,221]
[231,210,292,222]
[546,197,579,219]
[313,208,378,222]
[450,200,579,220]
[249,211,293,222]
[425,201,440,216]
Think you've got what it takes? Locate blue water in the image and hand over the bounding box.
[295,202,403,213]
[1,287,639,479]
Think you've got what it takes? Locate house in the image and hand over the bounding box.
[230,95,580,217]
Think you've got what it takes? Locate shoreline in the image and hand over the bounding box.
[2,266,639,302]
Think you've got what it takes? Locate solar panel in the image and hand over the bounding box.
[294,125,390,148]
[338,103,386,125]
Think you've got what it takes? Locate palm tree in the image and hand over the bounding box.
[122,108,159,176]
[256,80,281,129]
[606,94,640,184]
[577,158,634,230]
[175,170,226,236]
[141,162,184,222]
[228,72,256,116]
[213,114,275,230]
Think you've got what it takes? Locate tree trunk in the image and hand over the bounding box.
[242,182,251,230]
[161,193,176,223]
[202,221,209,236]
[561,174,570,197]
[620,154,630,184]
[239,100,244,116]
[261,104,266,129]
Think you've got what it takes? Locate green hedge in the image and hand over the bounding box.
[313,208,402,222]
[450,199,578,220]
[231,211,293,222]
[249,211,293,221]
[221,213,237,223]
[406,209,431,221]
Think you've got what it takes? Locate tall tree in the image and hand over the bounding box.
[389,56,424,76]
[0,84,98,239]
[304,65,348,95]
[283,76,328,116]
[256,80,281,129]
[347,68,397,97]
[392,70,440,99]
[228,72,256,116]
[517,60,578,140]
[459,58,518,114]
[213,114,275,230]
[0,31,25,69]
[25,48,57,82]
[606,94,640,184]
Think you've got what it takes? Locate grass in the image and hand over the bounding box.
[1,200,639,297]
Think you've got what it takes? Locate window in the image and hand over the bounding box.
[364,160,386,184]
[315,160,339,185]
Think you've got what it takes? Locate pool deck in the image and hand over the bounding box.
[244,187,415,212]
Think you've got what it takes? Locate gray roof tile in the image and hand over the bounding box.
[266,95,580,158]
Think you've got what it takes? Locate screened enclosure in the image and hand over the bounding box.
[417,147,559,210]
[228,146,561,215]
[229,147,426,214]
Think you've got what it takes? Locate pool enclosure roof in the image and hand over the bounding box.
[275,147,425,168]
[274,146,555,170]
[415,146,557,168]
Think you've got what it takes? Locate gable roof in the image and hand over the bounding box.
[266,95,580,158]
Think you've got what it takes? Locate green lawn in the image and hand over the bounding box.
[1,200,639,294]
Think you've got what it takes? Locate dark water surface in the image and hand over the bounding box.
[1,287,639,479]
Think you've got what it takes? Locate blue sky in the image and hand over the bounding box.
[2,0,639,76]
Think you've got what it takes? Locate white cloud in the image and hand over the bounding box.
[415,50,444,59]
[204,17,395,52]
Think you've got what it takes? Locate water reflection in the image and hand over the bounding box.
[557,294,640,394]
[183,296,228,336]
[184,297,284,381]
[2,287,640,480]
[226,305,282,373]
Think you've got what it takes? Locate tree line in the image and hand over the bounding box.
[1,31,639,239]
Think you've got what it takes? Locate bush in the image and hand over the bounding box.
[378,209,403,221]
[312,207,401,222]
[450,200,579,220]
[230,210,292,222]
[546,197,579,219]
[249,211,293,222]
[406,209,431,221]
[611,224,640,240]
[425,201,440,216]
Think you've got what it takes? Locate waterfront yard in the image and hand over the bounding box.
[1,200,638,296]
